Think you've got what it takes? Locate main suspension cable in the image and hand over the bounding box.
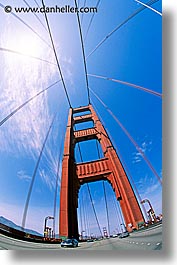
[74,0,91,105]
[0,80,61,127]
[88,73,162,98]
[22,113,57,229]
[41,0,72,108]
[86,0,160,60]
[90,88,162,185]
[135,0,162,16]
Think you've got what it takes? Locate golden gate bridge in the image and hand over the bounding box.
[0,0,162,248]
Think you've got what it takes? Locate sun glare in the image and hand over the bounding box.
[8,33,41,58]
[17,37,40,56]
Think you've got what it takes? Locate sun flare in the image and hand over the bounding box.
[8,33,41,58]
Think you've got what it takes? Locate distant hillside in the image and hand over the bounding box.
[0,216,42,236]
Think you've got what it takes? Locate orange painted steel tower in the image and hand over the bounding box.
[59,105,144,239]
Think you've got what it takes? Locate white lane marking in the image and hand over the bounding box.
[141,242,144,245]
[147,243,151,246]
[136,242,139,245]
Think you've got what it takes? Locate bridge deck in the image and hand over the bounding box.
[0,224,162,250]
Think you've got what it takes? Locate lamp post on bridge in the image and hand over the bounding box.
[44,216,54,238]
[120,223,127,232]
[141,199,157,223]
[81,230,85,240]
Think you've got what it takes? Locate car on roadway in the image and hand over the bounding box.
[61,238,78,248]
[119,231,129,239]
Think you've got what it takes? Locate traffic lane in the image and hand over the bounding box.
[130,225,162,238]
[0,234,93,251]
[0,234,60,250]
[79,238,162,250]
[119,237,162,250]
[78,233,162,250]
[0,235,162,251]
[77,225,163,250]
[0,225,162,250]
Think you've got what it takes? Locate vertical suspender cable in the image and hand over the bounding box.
[84,0,101,41]
[86,183,103,238]
[74,0,91,105]
[53,122,67,237]
[76,131,103,238]
[82,191,87,237]
[34,0,40,8]
[86,0,160,59]
[80,0,87,25]
[111,194,122,233]
[79,194,83,238]
[92,101,150,221]
[90,88,162,185]
[95,138,111,236]
[102,181,111,237]
[22,0,48,32]
[42,0,72,108]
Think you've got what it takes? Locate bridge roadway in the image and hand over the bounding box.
[0,224,162,250]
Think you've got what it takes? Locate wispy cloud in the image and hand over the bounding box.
[132,138,152,164]
[0,47,56,154]
[0,16,71,190]
[136,173,162,215]
[39,169,56,192]
[17,170,31,182]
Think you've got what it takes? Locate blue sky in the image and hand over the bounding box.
[0,0,162,236]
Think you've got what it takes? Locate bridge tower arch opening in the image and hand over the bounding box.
[59,104,144,239]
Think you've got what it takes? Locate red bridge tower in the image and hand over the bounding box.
[59,104,144,239]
